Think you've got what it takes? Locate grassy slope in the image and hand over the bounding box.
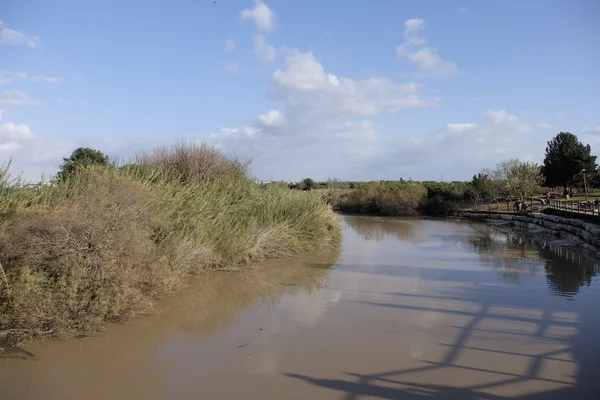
[0,144,340,342]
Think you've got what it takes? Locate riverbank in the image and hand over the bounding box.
[0,144,341,344]
[456,210,600,258]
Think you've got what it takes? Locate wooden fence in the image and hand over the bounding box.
[548,199,599,221]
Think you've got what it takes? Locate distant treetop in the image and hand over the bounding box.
[57,147,110,181]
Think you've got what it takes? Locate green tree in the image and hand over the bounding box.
[467,170,498,209]
[57,147,110,181]
[510,161,543,202]
[593,167,600,189]
[541,132,597,195]
[298,177,316,191]
[493,159,542,208]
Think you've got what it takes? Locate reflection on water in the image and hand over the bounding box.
[343,215,421,243]
[464,222,600,298]
[164,247,339,337]
[0,248,339,400]
[3,216,600,399]
[543,246,599,298]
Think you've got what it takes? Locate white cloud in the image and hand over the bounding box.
[240,0,275,32]
[6,138,75,181]
[207,50,438,179]
[225,62,239,73]
[225,38,236,51]
[0,71,61,85]
[330,120,379,140]
[253,34,277,62]
[581,126,600,134]
[396,18,458,77]
[32,75,60,83]
[0,109,33,141]
[486,109,519,124]
[457,7,467,13]
[0,90,37,106]
[404,18,425,34]
[0,121,34,140]
[536,122,553,129]
[366,109,542,179]
[257,109,285,127]
[0,111,37,177]
[0,20,40,47]
[0,141,21,153]
[447,123,477,132]
[270,52,434,117]
[405,48,458,76]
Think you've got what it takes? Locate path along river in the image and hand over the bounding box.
[2,216,600,399]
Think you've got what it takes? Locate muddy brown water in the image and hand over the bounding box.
[2,216,600,399]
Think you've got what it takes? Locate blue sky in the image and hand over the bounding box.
[1,0,599,182]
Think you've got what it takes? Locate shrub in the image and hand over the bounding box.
[420,181,469,200]
[298,177,316,191]
[419,195,458,216]
[134,142,249,183]
[0,143,340,341]
[0,168,164,334]
[57,147,110,181]
[337,182,428,216]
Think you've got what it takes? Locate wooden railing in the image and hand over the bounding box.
[548,199,600,220]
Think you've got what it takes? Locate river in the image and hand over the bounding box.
[2,215,600,399]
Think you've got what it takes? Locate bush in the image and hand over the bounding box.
[134,142,249,183]
[57,147,110,181]
[419,195,458,216]
[420,181,469,200]
[337,182,428,216]
[0,143,340,341]
[298,177,316,191]
[0,169,165,334]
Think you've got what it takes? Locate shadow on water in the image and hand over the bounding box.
[287,217,600,399]
[286,283,600,399]
[0,347,36,360]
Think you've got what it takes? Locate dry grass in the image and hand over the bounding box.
[134,142,250,183]
[0,144,340,343]
[0,169,167,337]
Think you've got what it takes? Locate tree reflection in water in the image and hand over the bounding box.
[466,223,600,298]
[344,216,422,244]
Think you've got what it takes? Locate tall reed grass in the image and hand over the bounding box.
[0,144,340,343]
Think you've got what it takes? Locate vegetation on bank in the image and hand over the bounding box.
[304,132,599,216]
[0,143,340,343]
[334,181,427,216]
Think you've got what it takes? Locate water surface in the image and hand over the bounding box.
[2,216,600,399]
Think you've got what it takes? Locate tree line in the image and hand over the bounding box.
[466,132,597,206]
[50,131,599,208]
